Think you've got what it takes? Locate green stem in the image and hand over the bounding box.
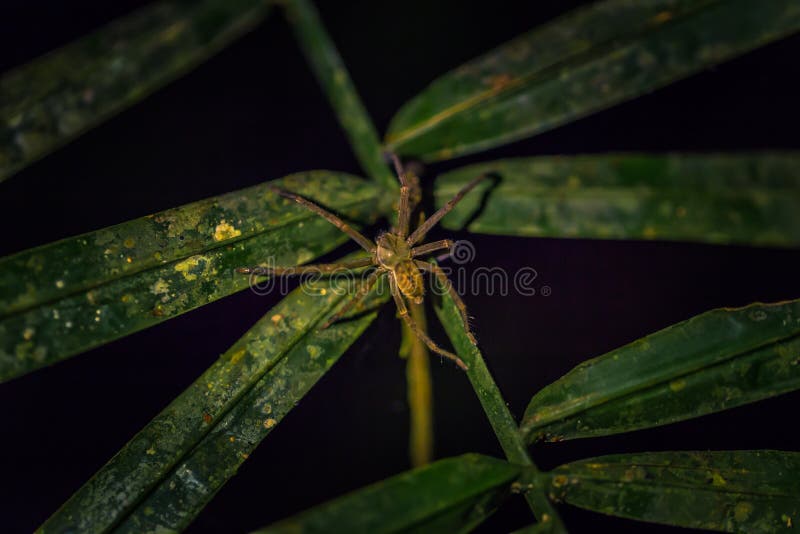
[281,0,397,192]
[434,291,565,531]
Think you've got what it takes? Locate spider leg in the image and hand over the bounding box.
[415,260,477,346]
[236,257,374,275]
[389,274,468,371]
[406,173,488,246]
[411,239,453,258]
[268,185,376,252]
[388,153,412,238]
[321,268,384,329]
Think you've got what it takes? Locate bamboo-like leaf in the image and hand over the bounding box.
[434,154,800,247]
[434,280,566,531]
[0,0,271,182]
[0,171,387,383]
[546,450,800,533]
[252,454,520,534]
[521,299,800,443]
[385,0,800,161]
[282,0,397,191]
[41,270,388,533]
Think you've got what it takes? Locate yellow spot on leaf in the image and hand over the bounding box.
[229,436,235,443]
[643,226,657,239]
[23,327,35,340]
[653,11,672,24]
[213,220,242,242]
[307,345,321,359]
[146,447,156,455]
[271,314,283,323]
[151,279,169,296]
[734,502,753,522]
[55,280,65,289]
[552,475,568,488]
[712,472,727,486]
[264,418,277,429]
[230,348,246,364]
[174,256,204,281]
[566,175,581,189]
[123,238,135,248]
[669,379,687,392]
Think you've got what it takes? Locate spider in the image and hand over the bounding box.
[237,155,486,370]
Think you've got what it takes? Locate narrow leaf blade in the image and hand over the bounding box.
[386,0,800,161]
[547,450,800,532]
[434,153,800,247]
[41,269,388,533]
[252,454,520,534]
[0,171,385,382]
[521,299,800,442]
[0,0,271,181]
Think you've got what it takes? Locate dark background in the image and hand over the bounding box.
[2,1,800,532]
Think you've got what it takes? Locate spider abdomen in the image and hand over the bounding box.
[393,261,424,304]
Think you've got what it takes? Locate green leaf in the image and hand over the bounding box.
[521,299,800,443]
[252,454,520,534]
[0,171,386,383]
[0,0,271,182]
[434,278,565,531]
[40,269,388,533]
[385,0,800,161]
[434,153,800,247]
[282,0,397,191]
[546,450,800,532]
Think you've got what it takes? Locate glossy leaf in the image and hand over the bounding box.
[434,153,800,247]
[434,279,566,531]
[0,171,386,383]
[0,0,271,182]
[547,450,800,532]
[253,454,520,534]
[41,268,388,533]
[386,0,800,161]
[283,0,397,191]
[521,299,800,443]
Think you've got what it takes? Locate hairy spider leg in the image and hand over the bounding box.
[236,257,373,275]
[321,268,383,329]
[415,260,477,345]
[389,274,468,370]
[406,174,488,246]
[388,153,413,238]
[268,185,376,252]
[411,239,453,258]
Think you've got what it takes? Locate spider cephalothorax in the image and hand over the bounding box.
[238,155,485,370]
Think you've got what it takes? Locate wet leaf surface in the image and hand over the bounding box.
[434,153,800,247]
[253,454,520,534]
[386,0,800,161]
[0,171,386,382]
[41,269,389,533]
[546,450,800,532]
[521,299,800,442]
[0,0,271,181]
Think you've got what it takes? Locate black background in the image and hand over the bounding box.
[2,1,800,532]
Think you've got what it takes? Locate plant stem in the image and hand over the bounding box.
[434,291,565,531]
[401,301,434,467]
[281,0,397,192]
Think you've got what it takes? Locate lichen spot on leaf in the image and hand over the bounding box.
[213,220,242,242]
